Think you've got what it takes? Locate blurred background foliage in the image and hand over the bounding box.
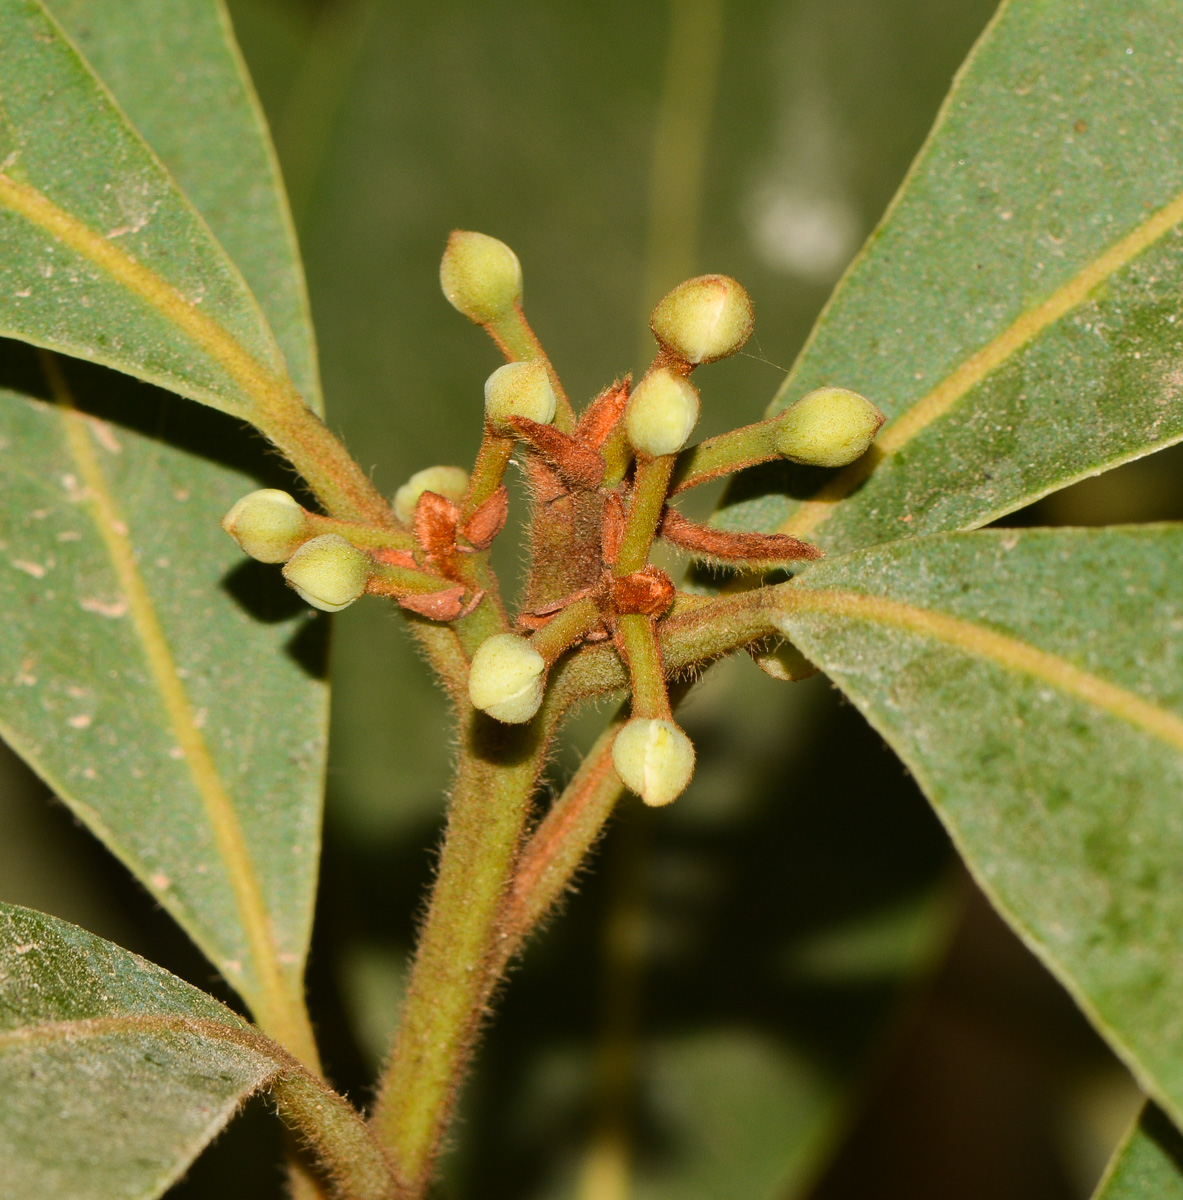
[4,0,1183,1196]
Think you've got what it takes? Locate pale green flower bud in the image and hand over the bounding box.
[467,633,546,724]
[484,361,557,433]
[282,534,371,612]
[625,368,700,457]
[650,274,754,365]
[440,230,522,323]
[773,387,885,468]
[612,718,696,807]
[221,488,308,564]
[393,465,470,525]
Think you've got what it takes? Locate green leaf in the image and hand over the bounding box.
[0,901,282,1200]
[1093,1108,1183,1200]
[718,0,1183,554]
[0,0,303,420]
[0,346,326,1054]
[776,527,1183,1124]
[44,0,322,413]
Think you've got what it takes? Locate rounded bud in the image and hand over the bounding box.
[440,231,522,323]
[221,489,308,564]
[484,361,557,433]
[467,633,546,724]
[651,274,754,365]
[773,387,885,468]
[750,637,818,682]
[282,534,371,612]
[393,465,470,526]
[625,368,701,457]
[612,718,696,807]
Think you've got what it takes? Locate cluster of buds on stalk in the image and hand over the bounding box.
[221,230,884,808]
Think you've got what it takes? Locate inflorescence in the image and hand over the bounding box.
[222,230,884,807]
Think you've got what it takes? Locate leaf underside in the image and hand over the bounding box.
[0,0,298,419]
[0,902,281,1200]
[0,0,328,1027]
[781,527,1183,1135]
[1092,1107,1183,1200]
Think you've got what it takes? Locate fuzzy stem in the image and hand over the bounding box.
[461,432,515,522]
[366,562,456,598]
[370,711,550,1195]
[259,402,395,527]
[306,513,416,551]
[531,596,602,663]
[493,720,625,974]
[485,302,577,432]
[614,455,675,575]
[272,1071,397,1200]
[669,419,778,493]
[615,614,671,719]
[599,425,634,488]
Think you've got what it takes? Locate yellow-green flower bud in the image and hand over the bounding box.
[750,637,818,682]
[467,633,546,724]
[440,230,522,323]
[282,534,371,613]
[484,361,557,433]
[221,488,308,564]
[650,274,754,365]
[773,387,885,468]
[612,718,696,807]
[393,465,470,525]
[625,368,700,457]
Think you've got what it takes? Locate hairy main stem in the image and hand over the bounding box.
[371,709,550,1194]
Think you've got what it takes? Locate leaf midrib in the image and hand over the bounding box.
[38,351,315,1066]
[783,585,1183,753]
[776,184,1183,541]
[0,172,298,423]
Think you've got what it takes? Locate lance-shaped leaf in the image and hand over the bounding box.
[718,0,1183,554]
[0,0,303,421]
[0,347,327,1057]
[775,527,1183,1126]
[1092,1107,1183,1200]
[44,0,322,413]
[0,902,284,1200]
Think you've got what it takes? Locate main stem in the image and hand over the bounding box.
[371,708,549,1194]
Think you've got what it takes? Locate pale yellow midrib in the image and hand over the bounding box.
[779,185,1183,540]
[0,172,297,422]
[788,587,1183,753]
[39,351,302,1053]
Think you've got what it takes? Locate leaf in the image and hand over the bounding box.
[776,527,1183,1125]
[1093,1108,1183,1200]
[0,901,283,1200]
[44,0,322,413]
[0,0,304,420]
[0,345,326,1054]
[717,0,1183,554]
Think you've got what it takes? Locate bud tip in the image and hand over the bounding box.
[221,489,308,564]
[625,368,700,457]
[774,387,885,468]
[440,230,522,324]
[651,274,754,365]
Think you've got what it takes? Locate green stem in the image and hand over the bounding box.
[670,419,778,493]
[616,614,671,719]
[614,455,675,575]
[492,720,625,974]
[306,513,416,551]
[461,432,515,522]
[370,711,550,1195]
[486,302,577,432]
[532,595,602,663]
[260,401,395,527]
[272,1070,397,1200]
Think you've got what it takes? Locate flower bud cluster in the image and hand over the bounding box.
[217,231,888,814]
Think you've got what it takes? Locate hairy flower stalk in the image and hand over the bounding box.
[217,232,885,1200]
